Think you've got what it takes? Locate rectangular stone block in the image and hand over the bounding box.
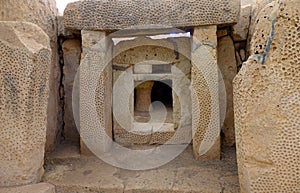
[79,30,113,155]
[134,64,152,74]
[191,26,221,160]
[64,0,240,31]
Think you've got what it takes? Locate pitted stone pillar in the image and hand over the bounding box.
[0,22,51,186]
[135,81,154,113]
[191,26,221,160]
[79,30,113,155]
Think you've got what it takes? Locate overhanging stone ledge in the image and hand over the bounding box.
[64,0,240,31]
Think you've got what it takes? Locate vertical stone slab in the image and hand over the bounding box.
[62,39,81,142]
[172,38,192,138]
[0,0,61,152]
[217,36,237,146]
[0,22,51,186]
[191,26,220,160]
[80,30,112,155]
[234,1,300,192]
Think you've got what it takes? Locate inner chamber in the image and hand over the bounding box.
[134,80,173,123]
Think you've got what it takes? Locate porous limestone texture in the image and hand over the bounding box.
[62,39,81,142]
[217,36,237,146]
[112,36,192,146]
[79,31,113,155]
[246,0,276,57]
[58,15,73,38]
[0,22,51,186]
[192,26,220,160]
[0,0,61,152]
[234,0,300,192]
[0,183,55,193]
[64,0,240,31]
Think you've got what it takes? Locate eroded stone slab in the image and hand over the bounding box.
[192,26,221,160]
[217,36,237,146]
[64,0,240,31]
[0,0,60,152]
[0,21,51,186]
[234,1,300,192]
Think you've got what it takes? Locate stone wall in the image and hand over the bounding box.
[0,21,51,186]
[234,0,300,192]
[0,0,61,152]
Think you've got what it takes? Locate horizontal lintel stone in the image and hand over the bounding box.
[64,0,240,31]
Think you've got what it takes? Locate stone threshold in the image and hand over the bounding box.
[43,143,240,193]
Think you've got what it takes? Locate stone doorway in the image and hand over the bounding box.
[112,36,192,146]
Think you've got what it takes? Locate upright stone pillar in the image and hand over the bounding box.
[191,26,220,160]
[62,39,81,142]
[135,81,154,113]
[79,30,113,155]
[234,1,300,192]
[0,22,51,186]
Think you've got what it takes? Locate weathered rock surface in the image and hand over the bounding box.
[0,21,51,186]
[0,0,61,152]
[43,146,239,193]
[234,0,300,192]
[246,0,276,57]
[62,39,81,142]
[192,26,220,160]
[232,5,252,41]
[0,183,55,193]
[217,36,237,146]
[57,15,73,38]
[64,0,240,31]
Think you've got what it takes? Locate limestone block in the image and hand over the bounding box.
[234,1,300,192]
[80,30,113,155]
[217,36,237,146]
[62,39,81,142]
[217,29,228,38]
[192,26,220,160]
[246,0,276,57]
[57,15,73,37]
[231,5,252,41]
[0,183,55,193]
[64,0,240,31]
[0,0,61,152]
[249,1,277,56]
[134,64,152,74]
[0,22,51,186]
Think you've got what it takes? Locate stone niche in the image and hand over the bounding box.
[64,0,240,160]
